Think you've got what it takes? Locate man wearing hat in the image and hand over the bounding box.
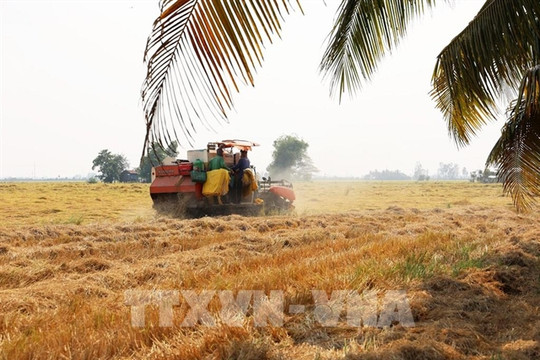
[231,150,250,203]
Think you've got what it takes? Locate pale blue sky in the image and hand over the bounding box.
[1,0,502,178]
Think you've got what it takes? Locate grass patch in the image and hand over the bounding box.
[396,251,438,281]
[64,215,85,225]
[452,244,487,276]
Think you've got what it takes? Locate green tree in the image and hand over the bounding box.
[141,1,540,210]
[267,135,318,180]
[91,150,129,183]
[295,156,319,181]
[138,141,179,183]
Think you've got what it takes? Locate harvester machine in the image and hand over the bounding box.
[149,140,295,217]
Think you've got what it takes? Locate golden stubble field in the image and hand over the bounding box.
[0,181,539,359]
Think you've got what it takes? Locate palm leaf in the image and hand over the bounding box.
[319,0,438,100]
[487,65,540,212]
[141,0,301,159]
[431,0,540,145]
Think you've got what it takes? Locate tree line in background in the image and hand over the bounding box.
[90,135,320,184]
[90,143,497,183]
[363,162,500,182]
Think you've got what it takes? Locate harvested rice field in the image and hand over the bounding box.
[0,181,538,359]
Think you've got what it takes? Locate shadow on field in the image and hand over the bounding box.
[341,234,540,360]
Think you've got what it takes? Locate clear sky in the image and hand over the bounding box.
[1,0,504,179]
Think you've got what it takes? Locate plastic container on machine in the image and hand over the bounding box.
[187,149,208,163]
[192,159,205,172]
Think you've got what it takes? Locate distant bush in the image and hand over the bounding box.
[363,169,411,180]
[87,177,98,184]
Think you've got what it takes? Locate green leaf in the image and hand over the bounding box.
[141,0,301,160]
[431,0,540,145]
[487,65,540,212]
[319,0,438,100]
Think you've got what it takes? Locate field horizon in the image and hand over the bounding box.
[0,181,538,359]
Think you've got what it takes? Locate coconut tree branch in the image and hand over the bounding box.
[319,0,438,100]
[431,0,540,145]
[141,0,301,160]
[487,65,540,212]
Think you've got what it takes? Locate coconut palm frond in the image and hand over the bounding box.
[141,0,300,158]
[319,0,438,100]
[487,65,540,212]
[431,0,540,145]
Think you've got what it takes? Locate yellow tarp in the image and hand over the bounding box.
[202,169,230,197]
[242,169,258,197]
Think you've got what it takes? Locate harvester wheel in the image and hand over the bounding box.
[262,192,293,215]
